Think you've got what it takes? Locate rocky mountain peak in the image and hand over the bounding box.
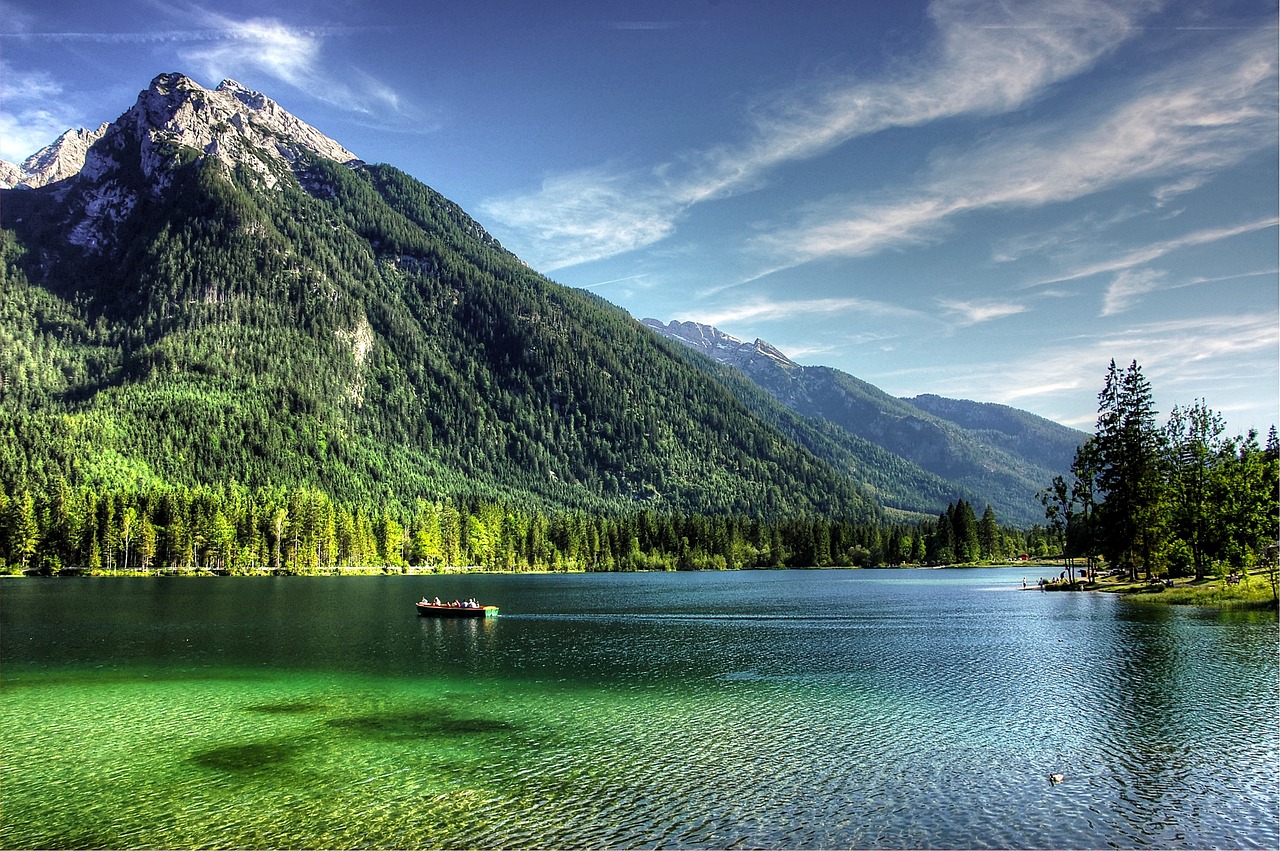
[1,125,111,189]
[642,318,799,371]
[4,72,360,192]
[6,72,363,251]
[115,72,361,188]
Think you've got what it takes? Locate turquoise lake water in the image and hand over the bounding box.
[2,569,1276,849]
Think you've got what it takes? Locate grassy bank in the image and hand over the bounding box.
[1042,568,1279,610]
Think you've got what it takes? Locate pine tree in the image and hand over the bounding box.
[928,508,956,564]
[1094,360,1164,580]
[9,490,38,572]
[979,505,999,561]
[1164,401,1226,579]
[950,499,980,563]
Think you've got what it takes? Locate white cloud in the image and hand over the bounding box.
[172,11,415,121]
[697,296,921,328]
[0,6,416,127]
[725,0,1151,177]
[920,311,1279,431]
[938,298,1030,326]
[182,15,323,91]
[989,207,1144,265]
[0,63,76,161]
[759,28,1277,268]
[481,166,678,271]
[1033,216,1279,287]
[1101,268,1166,316]
[482,0,1156,270]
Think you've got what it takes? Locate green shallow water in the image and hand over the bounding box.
[2,570,1277,849]
[3,666,922,848]
[2,669,682,848]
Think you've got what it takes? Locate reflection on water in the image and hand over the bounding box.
[1,570,1276,849]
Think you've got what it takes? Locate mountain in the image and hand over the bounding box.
[642,320,1086,526]
[1,73,883,523]
[901,394,1086,475]
[2,124,110,190]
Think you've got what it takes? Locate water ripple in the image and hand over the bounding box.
[2,571,1276,849]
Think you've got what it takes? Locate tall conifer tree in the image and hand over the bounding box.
[1094,360,1163,580]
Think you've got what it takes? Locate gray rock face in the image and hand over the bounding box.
[642,318,797,371]
[2,125,110,189]
[4,72,362,251]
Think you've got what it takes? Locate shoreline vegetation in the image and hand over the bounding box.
[1035,360,1277,611]
[9,558,1276,611]
[0,478,1035,577]
[1032,565,1278,610]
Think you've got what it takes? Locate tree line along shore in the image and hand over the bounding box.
[0,478,1035,576]
[2,362,1273,603]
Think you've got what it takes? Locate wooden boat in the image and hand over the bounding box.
[416,600,499,618]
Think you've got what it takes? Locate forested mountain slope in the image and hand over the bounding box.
[0,73,878,522]
[643,320,1086,526]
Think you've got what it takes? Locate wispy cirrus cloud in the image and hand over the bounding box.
[481,166,679,271]
[938,298,1030,326]
[910,311,1279,427]
[0,62,78,161]
[0,4,413,123]
[1101,269,1167,316]
[756,28,1277,270]
[181,15,323,90]
[174,9,410,119]
[1031,215,1279,287]
[702,0,1152,195]
[0,23,374,45]
[1101,266,1278,317]
[482,0,1158,270]
[695,296,922,329]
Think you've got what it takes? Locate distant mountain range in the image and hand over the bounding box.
[0,72,1081,528]
[643,320,1086,525]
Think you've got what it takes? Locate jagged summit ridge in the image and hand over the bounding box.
[3,72,360,190]
[4,72,363,251]
[107,72,361,190]
[3,125,111,189]
[642,318,797,371]
[4,73,360,192]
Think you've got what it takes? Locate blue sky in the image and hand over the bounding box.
[2,0,1277,436]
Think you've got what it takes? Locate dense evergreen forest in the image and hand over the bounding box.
[2,153,885,521]
[1040,360,1279,583]
[4,117,1012,574]
[0,477,1033,574]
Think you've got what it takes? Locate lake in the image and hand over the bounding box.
[1,569,1276,849]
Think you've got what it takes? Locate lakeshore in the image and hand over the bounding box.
[9,560,1278,610]
[1028,565,1278,609]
